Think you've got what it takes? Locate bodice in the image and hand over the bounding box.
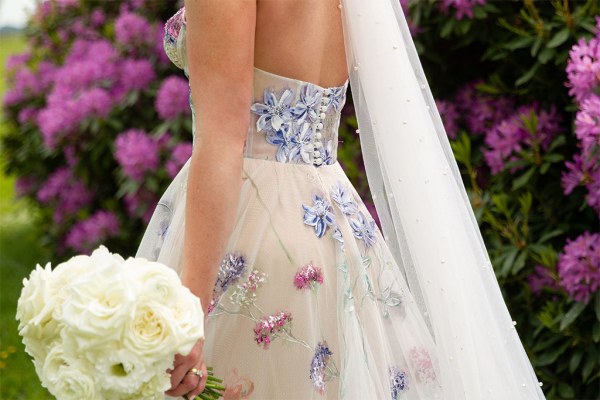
[164,7,349,167]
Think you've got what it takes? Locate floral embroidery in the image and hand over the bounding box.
[323,85,347,112]
[331,182,358,215]
[250,88,295,133]
[389,366,410,398]
[302,194,336,238]
[265,124,295,163]
[289,122,314,163]
[209,252,248,313]
[310,341,334,394]
[157,219,169,239]
[264,122,314,164]
[163,7,186,70]
[293,83,323,126]
[350,211,377,250]
[253,311,293,349]
[294,262,324,290]
[222,368,255,400]
[230,269,268,307]
[322,139,335,165]
[409,347,437,383]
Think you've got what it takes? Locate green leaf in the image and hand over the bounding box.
[538,47,555,64]
[531,35,543,56]
[557,382,575,398]
[501,247,519,277]
[512,167,536,191]
[569,351,583,374]
[515,63,541,86]
[582,353,595,382]
[595,291,600,322]
[544,153,564,163]
[560,301,587,330]
[440,18,454,38]
[504,35,534,50]
[512,250,527,275]
[546,28,570,48]
[538,229,563,243]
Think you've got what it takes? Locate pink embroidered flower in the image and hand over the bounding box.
[294,262,324,290]
[409,347,437,383]
[230,269,268,307]
[253,311,293,349]
[222,368,254,400]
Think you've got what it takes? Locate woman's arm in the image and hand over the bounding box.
[181,0,256,317]
[165,1,256,398]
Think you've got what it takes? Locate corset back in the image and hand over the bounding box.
[164,7,349,168]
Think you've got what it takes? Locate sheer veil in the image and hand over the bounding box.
[339,0,545,398]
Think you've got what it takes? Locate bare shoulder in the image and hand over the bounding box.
[254,0,348,88]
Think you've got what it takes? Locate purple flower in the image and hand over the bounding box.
[114,129,160,181]
[350,211,377,250]
[302,194,336,238]
[436,0,487,20]
[119,58,156,93]
[254,311,293,349]
[64,210,120,253]
[389,366,410,399]
[114,11,154,47]
[557,231,600,303]
[483,103,562,174]
[123,187,157,224]
[310,341,333,394]
[565,36,600,103]
[436,99,460,139]
[527,265,560,296]
[574,95,600,154]
[37,168,93,222]
[5,53,30,72]
[166,143,193,178]
[90,8,105,27]
[15,176,37,198]
[294,262,324,290]
[155,76,191,120]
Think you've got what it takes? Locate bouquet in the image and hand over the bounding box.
[16,245,225,399]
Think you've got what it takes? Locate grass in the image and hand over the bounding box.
[0,33,52,399]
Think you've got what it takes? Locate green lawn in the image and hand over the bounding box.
[0,33,52,399]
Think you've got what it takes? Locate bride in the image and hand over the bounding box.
[135,0,547,398]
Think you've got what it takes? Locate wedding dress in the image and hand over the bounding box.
[136,4,545,399]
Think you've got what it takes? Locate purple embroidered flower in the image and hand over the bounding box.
[166,142,193,178]
[250,87,295,133]
[409,347,436,383]
[557,231,600,303]
[527,265,560,297]
[155,76,191,120]
[331,182,358,215]
[209,253,248,313]
[294,262,324,290]
[350,211,377,250]
[302,194,336,238]
[293,83,322,125]
[253,311,293,349]
[389,366,410,399]
[64,210,120,253]
[114,129,160,181]
[310,341,333,394]
[230,269,268,307]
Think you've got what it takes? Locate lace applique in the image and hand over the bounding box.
[163,7,186,70]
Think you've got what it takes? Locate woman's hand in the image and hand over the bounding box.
[165,339,208,399]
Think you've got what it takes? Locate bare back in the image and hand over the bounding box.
[254,0,348,89]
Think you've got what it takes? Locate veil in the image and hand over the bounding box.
[339,0,546,398]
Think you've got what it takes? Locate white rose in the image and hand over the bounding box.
[95,348,152,395]
[42,344,97,400]
[125,257,181,306]
[171,286,204,356]
[124,301,181,360]
[58,258,139,350]
[16,262,61,358]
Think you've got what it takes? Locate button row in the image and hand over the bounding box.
[312,88,332,166]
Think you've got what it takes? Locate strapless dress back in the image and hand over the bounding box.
[136,7,444,399]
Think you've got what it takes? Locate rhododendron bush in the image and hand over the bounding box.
[2,0,599,398]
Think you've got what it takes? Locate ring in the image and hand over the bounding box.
[188,368,203,379]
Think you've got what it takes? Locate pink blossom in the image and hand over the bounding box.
[64,210,120,253]
[155,76,191,120]
[293,262,324,290]
[565,36,600,103]
[253,311,293,349]
[435,99,460,139]
[557,231,600,303]
[527,265,560,296]
[114,129,160,182]
[436,0,487,20]
[166,142,193,178]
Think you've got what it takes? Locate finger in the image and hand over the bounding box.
[166,371,201,398]
[186,363,208,398]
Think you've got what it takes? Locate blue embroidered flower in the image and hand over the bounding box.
[350,211,377,249]
[293,83,322,126]
[250,88,295,133]
[302,195,336,238]
[214,253,247,295]
[323,85,347,112]
[322,139,335,165]
[331,182,358,215]
[266,124,295,162]
[289,122,314,163]
[333,227,345,252]
[389,366,409,399]
[310,341,333,394]
[157,219,169,239]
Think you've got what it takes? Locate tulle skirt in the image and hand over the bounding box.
[137,157,443,399]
